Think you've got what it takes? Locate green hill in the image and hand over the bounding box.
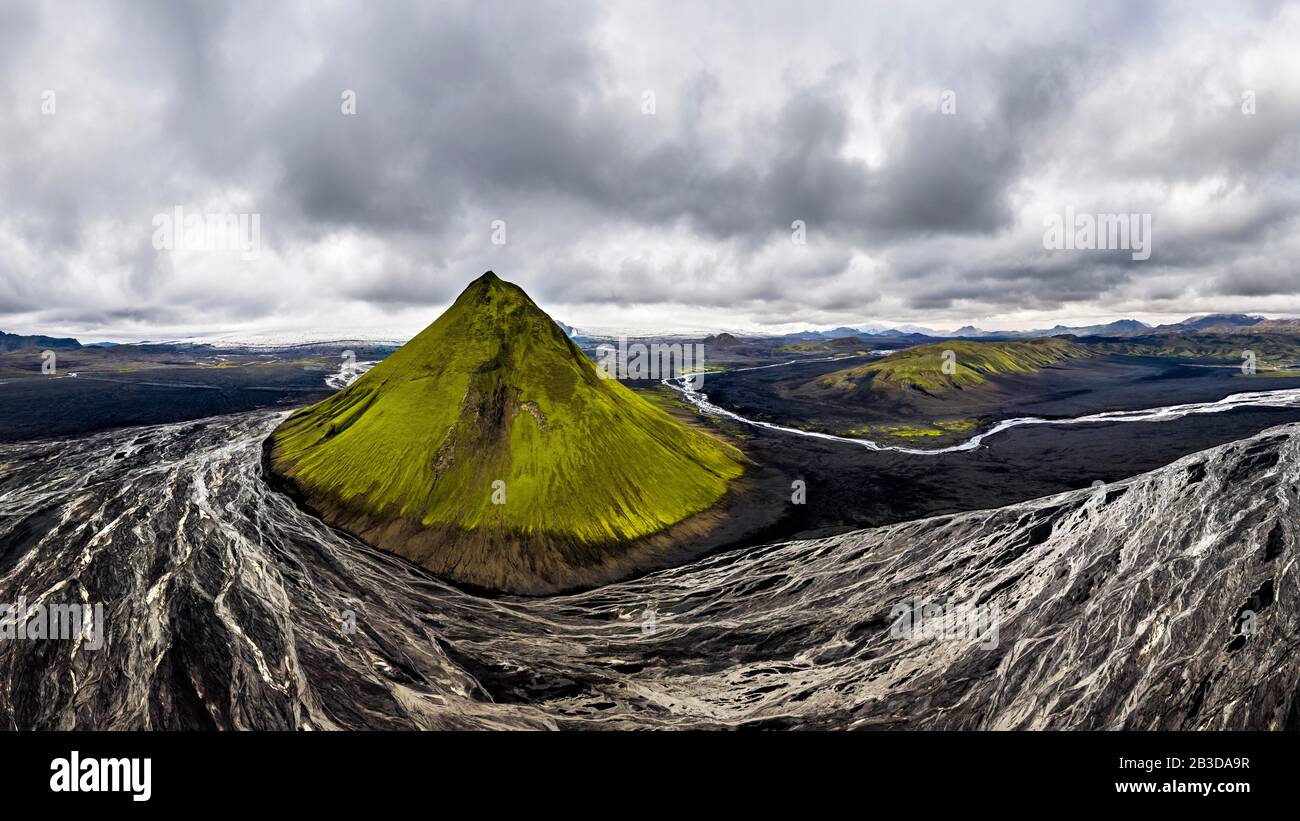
[1096,333,1300,365]
[778,337,868,354]
[266,272,744,594]
[810,337,1090,398]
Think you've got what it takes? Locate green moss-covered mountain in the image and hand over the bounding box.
[1095,333,1300,364]
[267,272,744,594]
[808,337,1090,398]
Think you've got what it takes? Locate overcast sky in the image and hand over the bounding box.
[2,0,1299,341]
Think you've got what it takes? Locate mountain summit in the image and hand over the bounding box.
[267,271,744,593]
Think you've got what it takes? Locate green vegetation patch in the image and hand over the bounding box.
[1237,368,1300,378]
[777,337,868,354]
[841,418,980,440]
[1098,333,1300,364]
[269,273,745,548]
[814,337,1089,396]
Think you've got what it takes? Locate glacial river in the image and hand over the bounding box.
[2,366,1298,729]
[665,359,1300,454]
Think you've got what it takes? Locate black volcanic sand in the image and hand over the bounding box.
[702,400,1300,545]
[0,364,335,443]
[705,352,1300,434]
[10,348,1300,565]
[672,353,1300,546]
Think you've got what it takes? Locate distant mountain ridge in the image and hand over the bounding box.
[0,330,81,353]
[8,311,1297,359]
[1146,313,1265,334]
[790,313,1300,342]
[785,327,933,343]
[948,319,1153,338]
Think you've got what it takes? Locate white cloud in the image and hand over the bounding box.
[1,0,1298,339]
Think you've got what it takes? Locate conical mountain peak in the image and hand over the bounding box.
[459,269,510,299]
[383,271,575,378]
[451,269,523,306]
[267,272,744,594]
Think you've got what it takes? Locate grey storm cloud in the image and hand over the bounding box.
[2,0,1300,337]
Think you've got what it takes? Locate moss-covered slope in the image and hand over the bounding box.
[267,272,744,593]
[809,337,1090,398]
